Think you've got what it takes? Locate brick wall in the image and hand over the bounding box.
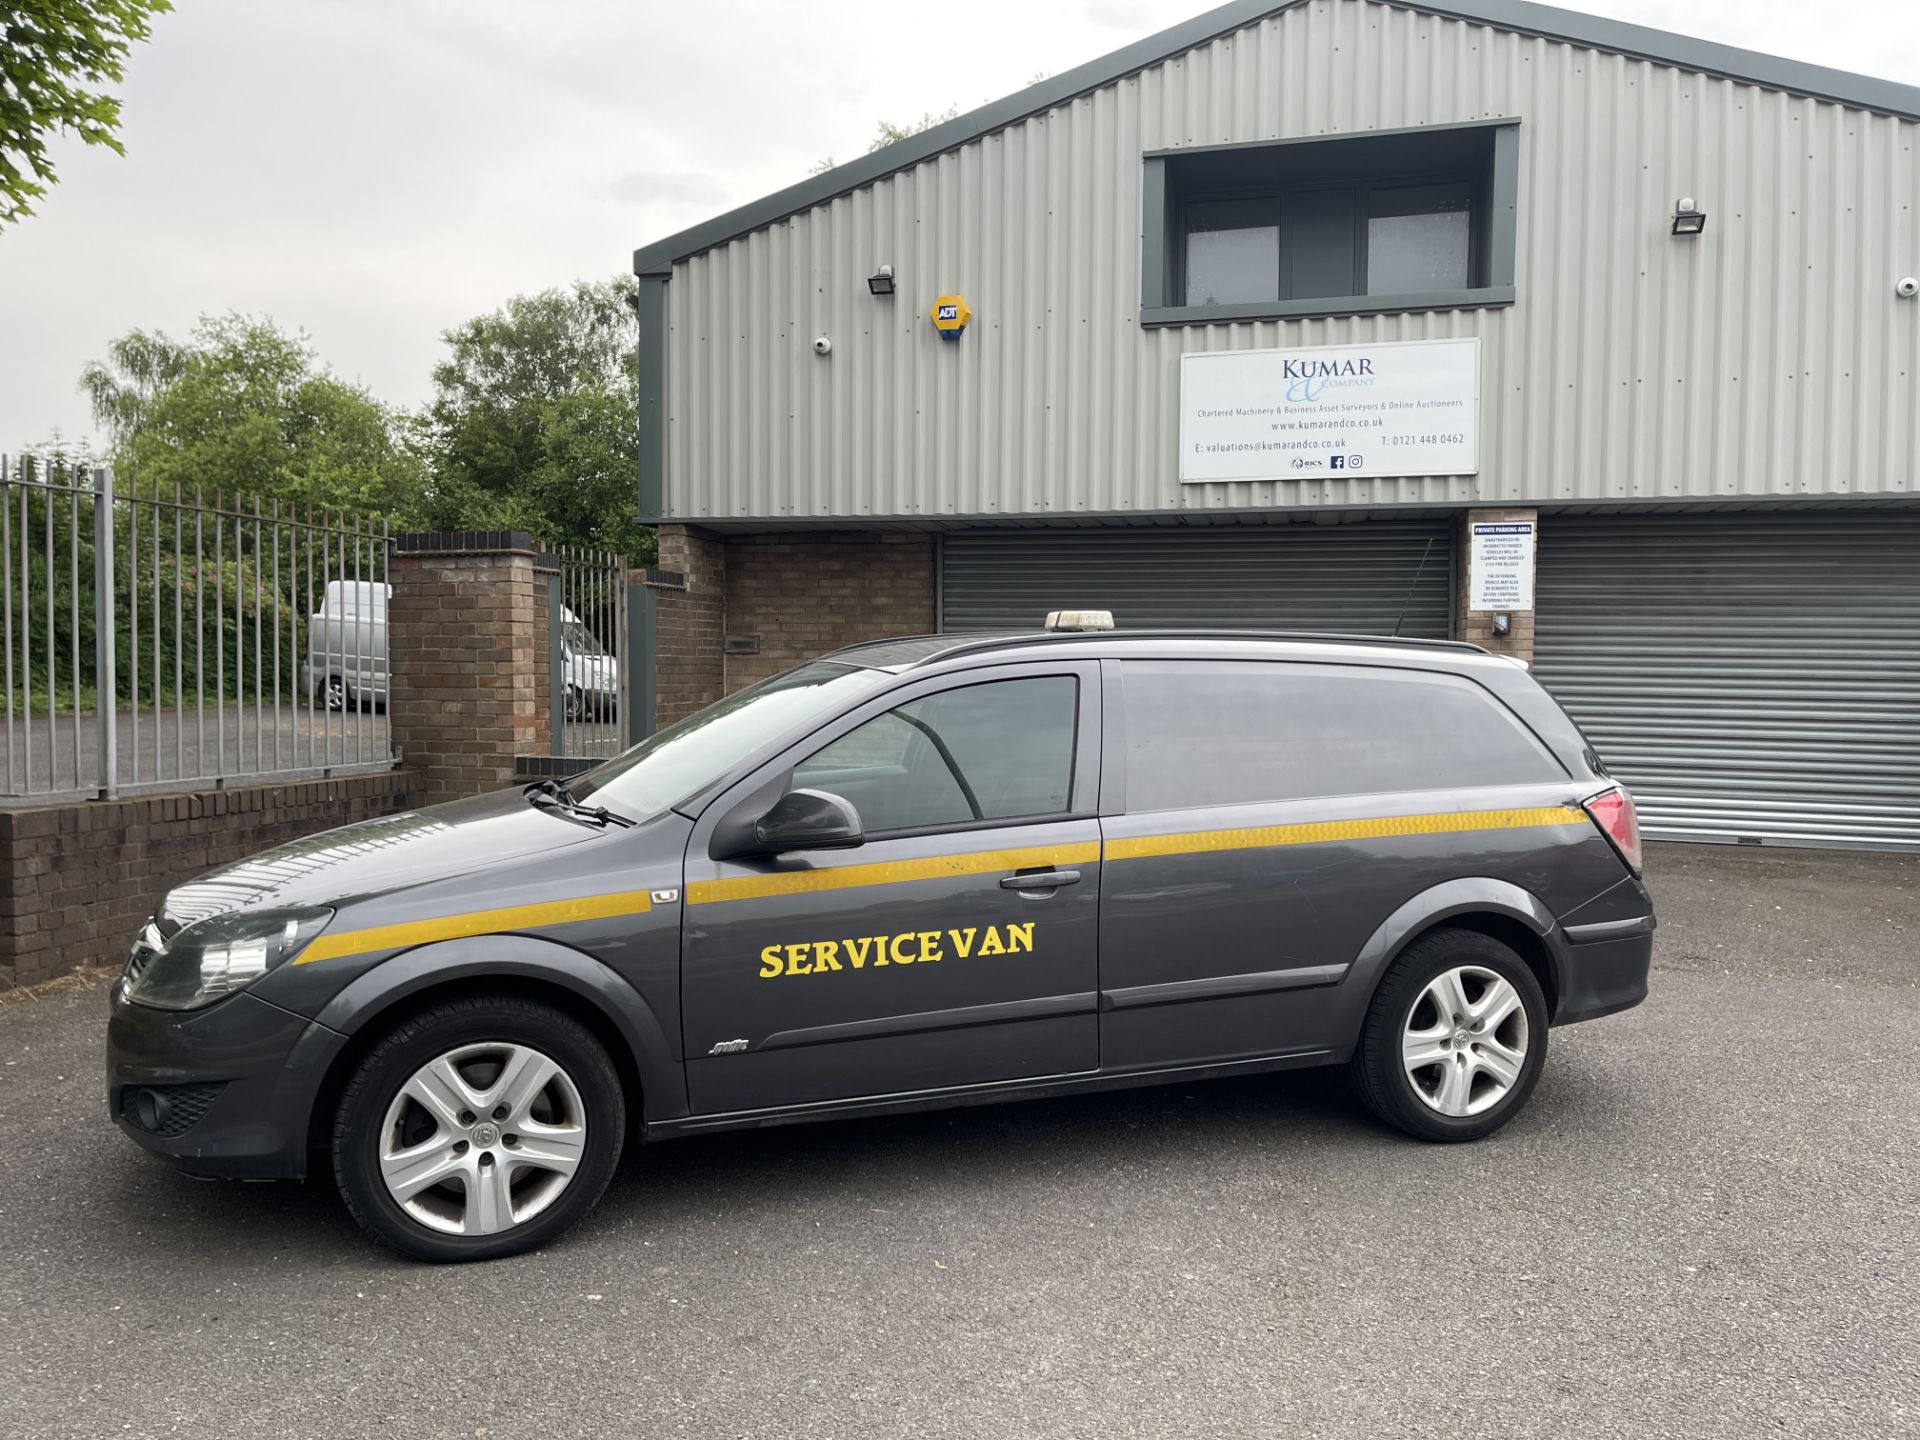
[1457,507,1538,665]
[0,771,423,988]
[722,532,936,691]
[388,535,540,806]
[655,525,728,724]
[651,525,936,724]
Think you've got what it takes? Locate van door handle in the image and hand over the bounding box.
[1000,869,1080,891]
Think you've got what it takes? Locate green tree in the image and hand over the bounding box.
[419,276,650,561]
[0,0,171,227]
[74,325,186,445]
[80,314,425,519]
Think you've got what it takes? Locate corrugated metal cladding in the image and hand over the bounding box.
[941,520,1454,636]
[665,0,1920,522]
[1533,513,1920,850]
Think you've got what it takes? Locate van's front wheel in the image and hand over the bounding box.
[332,996,625,1262]
[1351,928,1548,1142]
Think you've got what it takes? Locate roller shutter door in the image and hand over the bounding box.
[940,522,1455,637]
[1534,512,1920,850]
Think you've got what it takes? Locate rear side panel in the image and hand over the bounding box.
[1096,784,1628,1069]
[1094,653,1642,1068]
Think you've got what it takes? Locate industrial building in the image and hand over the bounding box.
[631,0,1920,850]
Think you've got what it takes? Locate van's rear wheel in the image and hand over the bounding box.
[333,996,625,1262]
[320,674,350,711]
[1351,928,1548,1142]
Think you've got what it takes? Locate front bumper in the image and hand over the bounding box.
[106,980,349,1180]
[1554,915,1654,1026]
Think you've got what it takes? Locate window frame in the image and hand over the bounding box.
[1141,120,1519,328]
[762,660,1104,845]
[1098,655,1568,818]
[1175,172,1479,310]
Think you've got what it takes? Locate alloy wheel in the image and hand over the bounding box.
[1401,965,1530,1117]
[377,1043,587,1237]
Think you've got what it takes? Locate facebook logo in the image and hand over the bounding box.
[1329,455,1347,470]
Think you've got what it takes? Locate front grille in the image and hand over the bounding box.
[121,1082,227,1138]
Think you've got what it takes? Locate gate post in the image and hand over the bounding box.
[624,579,656,746]
[529,553,563,756]
[92,467,117,800]
[624,567,685,745]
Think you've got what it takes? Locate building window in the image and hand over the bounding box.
[1366,183,1472,294]
[1185,198,1281,306]
[1143,121,1518,326]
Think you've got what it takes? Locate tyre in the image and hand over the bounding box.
[1350,927,1548,1142]
[564,685,585,723]
[332,995,626,1262]
[320,673,350,711]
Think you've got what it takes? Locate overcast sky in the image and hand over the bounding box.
[2,0,1916,453]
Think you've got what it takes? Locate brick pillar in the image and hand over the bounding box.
[655,524,727,726]
[1457,508,1539,666]
[388,532,540,806]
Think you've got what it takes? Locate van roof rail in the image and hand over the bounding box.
[824,629,1489,670]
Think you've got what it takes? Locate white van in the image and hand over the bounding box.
[302,580,389,710]
[561,611,620,719]
[300,583,618,719]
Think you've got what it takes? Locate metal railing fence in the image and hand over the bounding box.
[1,456,395,801]
[544,544,627,762]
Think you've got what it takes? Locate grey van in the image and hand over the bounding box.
[107,626,1652,1262]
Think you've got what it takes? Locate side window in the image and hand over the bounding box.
[794,676,1078,834]
[1122,661,1562,813]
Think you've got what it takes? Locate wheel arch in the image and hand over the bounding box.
[1342,878,1569,1038]
[304,935,686,1164]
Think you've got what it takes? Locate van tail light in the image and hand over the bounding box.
[1582,786,1643,875]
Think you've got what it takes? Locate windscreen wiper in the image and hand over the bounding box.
[524,779,635,829]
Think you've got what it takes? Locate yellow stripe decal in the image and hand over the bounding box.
[1104,806,1589,862]
[297,809,1585,945]
[685,843,1101,907]
[295,889,654,965]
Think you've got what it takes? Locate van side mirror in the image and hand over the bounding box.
[752,788,864,854]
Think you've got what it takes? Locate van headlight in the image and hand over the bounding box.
[126,907,334,1011]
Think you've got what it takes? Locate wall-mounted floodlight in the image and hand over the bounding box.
[1671,198,1707,236]
[867,265,896,296]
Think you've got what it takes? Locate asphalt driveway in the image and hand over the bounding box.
[3,842,1914,1439]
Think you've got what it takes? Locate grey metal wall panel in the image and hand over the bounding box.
[664,0,1920,522]
[940,520,1455,637]
[1533,512,1920,849]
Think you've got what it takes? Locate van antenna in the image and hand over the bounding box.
[1392,537,1437,638]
